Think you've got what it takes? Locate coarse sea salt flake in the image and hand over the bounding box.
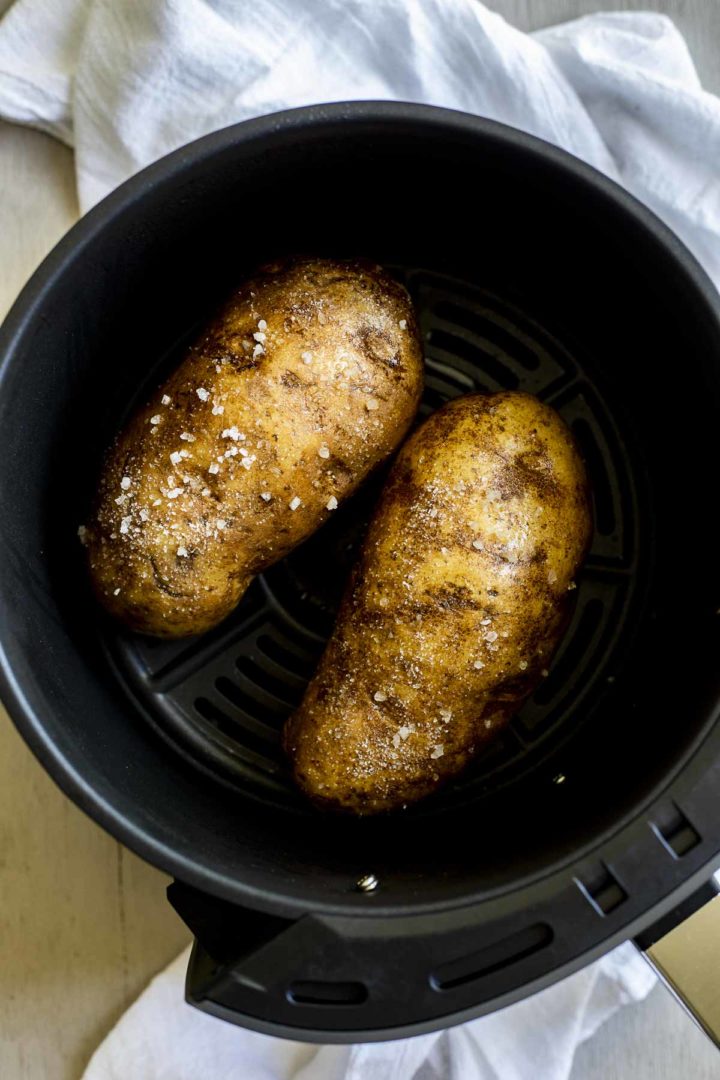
[77,525,88,545]
[216,519,226,530]
[253,331,266,343]
[222,426,240,441]
[113,587,121,596]
[289,496,301,511]
[120,476,131,490]
[399,318,407,330]
[373,691,387,702]
[301,351,313,364]
[170,451,183,466]
[326,496,338,511]
[179,432,195,442]
[150,414,161,425]
[472,539,484,550]
[212,404,224,415]
[398,726,413,741]
[161,395,171,405]
[196,387,209,401]
[139,509,149,521]
[473,660,484,670]
[318,445,330,459]
[430,745,444,759]
[257,319,267,331]
[519,660,528,670]
[119,516,131,534]
[208,462,220,474]
[260,492,272,502]
[439,708,452,721]
[177,546,188,557]
[365,398,379,411]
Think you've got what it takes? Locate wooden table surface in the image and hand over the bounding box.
[0,3,718,1078]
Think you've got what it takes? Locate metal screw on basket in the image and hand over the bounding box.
[356,873,379,893]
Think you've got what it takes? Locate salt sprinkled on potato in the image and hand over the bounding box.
[85,257,423,637]
[284,392,591,814]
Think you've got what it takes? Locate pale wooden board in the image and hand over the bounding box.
[0,3,719,1079]
[0,121,189,1080]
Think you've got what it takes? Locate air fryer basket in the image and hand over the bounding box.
[1,104,720,1042]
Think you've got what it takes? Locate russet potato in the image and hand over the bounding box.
[284,391,592,814]
[85,258,423,636]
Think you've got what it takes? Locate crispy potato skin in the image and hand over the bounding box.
[86,258,423,636]
[284,391,592,814]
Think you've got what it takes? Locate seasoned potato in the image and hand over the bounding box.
[85,258,423,636]
[284,391,591,814]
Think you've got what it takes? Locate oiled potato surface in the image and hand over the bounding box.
[285,392,592,814]
[86,258,423,636]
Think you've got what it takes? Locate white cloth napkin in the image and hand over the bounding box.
[0,0,719,290]
[81,942,656,1080]
[0,1,718,1077]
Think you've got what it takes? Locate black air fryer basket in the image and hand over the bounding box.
[1,104,720,1043]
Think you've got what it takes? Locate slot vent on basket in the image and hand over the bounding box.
[431,923,553,991]
[576,863,627,916]
[421,359,478,413]
[424,356,476,391]
[651,803,702,859]
[214,673,289,725]
[428,328,520,388]
[233,658,304,710]
[288,980,368,1007]
[193,696,282,762]
[256,633,320,680]
[434,300,542,371]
